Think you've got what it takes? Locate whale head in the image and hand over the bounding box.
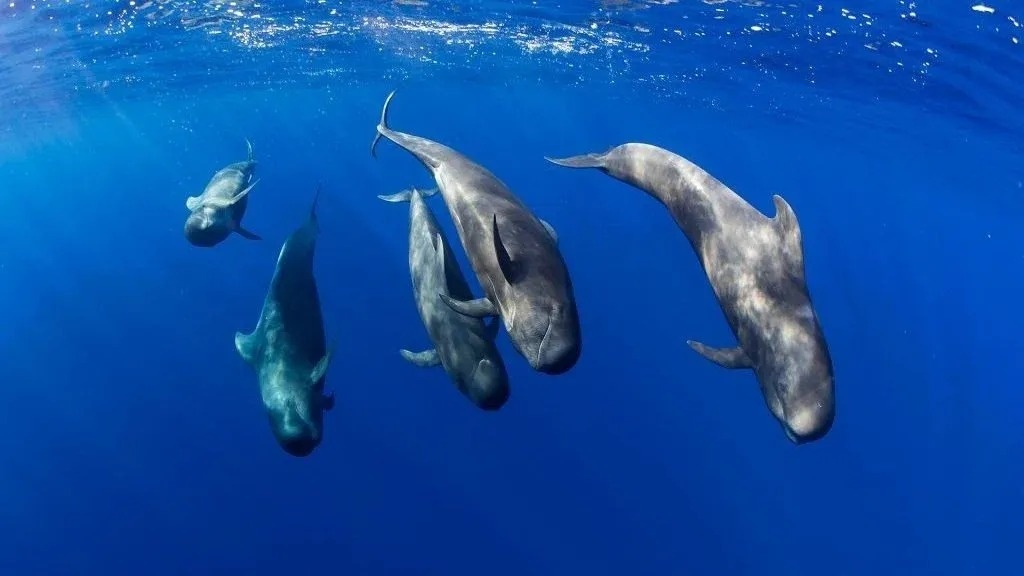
[464,357,510,410]
[518,300,581,375]
[768,310,836,445]
[268,401,323,457]
[779,365,835,445]
[184,205,232,247]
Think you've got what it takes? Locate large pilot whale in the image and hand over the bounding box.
[184,139,261,247]
[547,143,834,444]
[234,185,334,457]
[379,186,510,410]
[371,90,582,376]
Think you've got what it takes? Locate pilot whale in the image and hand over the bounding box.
[184,139,261,247]
[379,186,510,410]
[371,90,581,375]
[234,185,334,457]
[547,143,834,444]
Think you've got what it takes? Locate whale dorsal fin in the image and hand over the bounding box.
[772,195,803,264]
[492,214,520,284]
[234,330,263,367]
[433,233,453,293]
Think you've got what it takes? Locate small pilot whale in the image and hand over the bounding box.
[234,185,334,457]
[184,139,261,247]
[379,186,511,410]
[371,90,582,375]
[547,143,834,444]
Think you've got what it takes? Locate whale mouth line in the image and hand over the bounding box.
[535,313,554,368]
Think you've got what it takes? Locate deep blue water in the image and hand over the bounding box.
[2,1,1024,575]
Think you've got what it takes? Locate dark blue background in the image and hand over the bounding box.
[0,76,1022,575]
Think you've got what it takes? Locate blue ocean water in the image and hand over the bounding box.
[2,0,1024,574]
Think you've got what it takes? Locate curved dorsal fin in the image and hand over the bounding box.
[492,214,520,284]
[772,195,803,265]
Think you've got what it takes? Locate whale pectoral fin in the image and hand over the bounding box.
[205,179,260,209]
[772,195,803,258]
[492,214,521,283]
[400,348,441,368]
[420,187,439,198]
[234,331,262,367]
[231,178,259,204]
[309,349,333,385]
[544,152,606,169]
[686,340,752,369]
[439,294,498,319]
[232,223,262,240]
[321,391,335,411]
[484,317,500,341]
[539,219,558,244]
[186,196,201,211]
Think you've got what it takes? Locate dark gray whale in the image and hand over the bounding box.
[379,186,510,410]
[185,139,261,247]
[371,90,581,375]
[547,143,834,444]
[234,185,334,457]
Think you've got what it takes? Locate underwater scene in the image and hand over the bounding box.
[1,0,1023,574]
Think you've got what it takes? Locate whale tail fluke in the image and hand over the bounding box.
[544,152,607,169]
[377,186,438,203]
[377,190,411,203]
[371,89,398,158]
[311,181,322,213]
[307,181,323,230]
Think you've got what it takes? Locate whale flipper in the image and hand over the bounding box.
[544,153,607,169]
[400,348,441,367]
[321,392,335,411]
[439,294,498,319]
[186,196,202,211]
[492,214,521,283]
[310,350,332,385]
[234,330,263,367]
[484,318,500,341]
[232,223,262,241]
[687,340,752,369]
[539,219,558,244]
[204,179,259,209]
